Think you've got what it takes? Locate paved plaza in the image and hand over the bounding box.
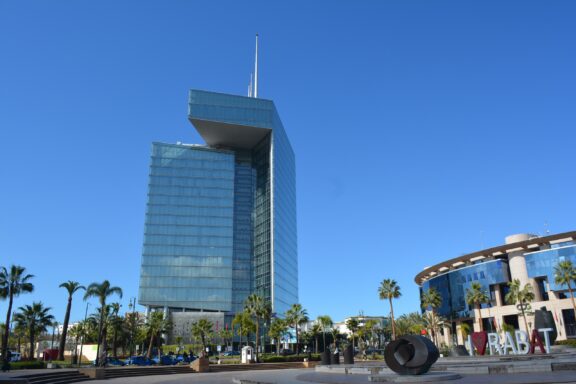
[86,369,576,384]
[4,368,576,384]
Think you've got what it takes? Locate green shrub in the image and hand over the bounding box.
[259,354,321,363]
[555,339,576,348]
[11,361,46,370]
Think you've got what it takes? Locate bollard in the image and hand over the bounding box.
[343,345,354,364]
[321,350,331,365]
[330,351,340,365]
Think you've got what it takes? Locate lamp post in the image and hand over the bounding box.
[128,297,136,357]
[78,302,90,366]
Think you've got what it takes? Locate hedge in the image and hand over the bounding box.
[260,354,321,363]
[555,339,576,348]
[10,361,46,370]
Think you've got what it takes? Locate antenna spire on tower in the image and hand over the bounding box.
[254,33,258,98]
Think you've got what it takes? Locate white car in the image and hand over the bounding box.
[11,352,21,362]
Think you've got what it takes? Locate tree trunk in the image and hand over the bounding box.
[2,293,14,363]
[29,330,35,360]
[521,306,530,334]
[389,298,396,341]
[295,325,299,354]
[147,333,154,358]
[113,328,118,358]
[568,284,576,318]
[101,325,108,365]
[323,332,326,352]
[476,303,483,332]
[58,296,72,361]
[96,308,104,366]
[255,320,259,361]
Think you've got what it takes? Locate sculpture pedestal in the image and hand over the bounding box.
[369,372,461,382]
[191,357,209,372]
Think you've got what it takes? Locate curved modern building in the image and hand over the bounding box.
[416,231,576,345]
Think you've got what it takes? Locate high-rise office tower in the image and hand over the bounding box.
[138,90,298,340]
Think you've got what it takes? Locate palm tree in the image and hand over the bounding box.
[232,311,255,349]
[83,280,122,366]
[285,304,308,354]
[0,265,34,364]
[422,312,445,343]
[465,282,489,332]
[13,322,26,355]
[421,288,442,344]
[191,319,213,356]
[218,328,233,350]
[378,279,401,340]
[14,302,54,360]
[145,311,171,358]
[331,327,341,351]
[505,279,535,333]
[345,318,359,352]
[460,323,471,342]
[310,323,322,353]
[268,318,288,355]
[317,315,333,352]
[107,303,124,358]
[554,260,576,317]
[361,319,378,349]
[244,294,271,361]
[58,281,85,360]
[395,312,425,336]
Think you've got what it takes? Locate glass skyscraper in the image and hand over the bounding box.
[138,90,298,337]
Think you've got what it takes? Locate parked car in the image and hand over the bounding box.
[92,357,127,366]
[221,351,240,356]
[175,354,196,363]
[125,356,155,366]
[152,355,178,365]
[106,357,126,366]
[0,351,21,362]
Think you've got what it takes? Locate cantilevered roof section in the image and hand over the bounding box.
[188,89,276,150]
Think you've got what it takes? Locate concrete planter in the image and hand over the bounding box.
[191,357,209,372]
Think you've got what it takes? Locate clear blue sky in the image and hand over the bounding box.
[1,1,575,326]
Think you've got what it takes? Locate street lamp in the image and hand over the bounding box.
[128,297,136,357]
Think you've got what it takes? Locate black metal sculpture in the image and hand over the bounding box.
[384,335,439,375]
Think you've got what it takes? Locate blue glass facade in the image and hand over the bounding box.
[140,143,235,311]
[421,260,509,319]
[271,113,298,316]
[525,243,576,291]
[139,90,298,316]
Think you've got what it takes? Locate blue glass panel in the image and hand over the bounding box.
[525,245,576,290]
[272,113,298,315]
[139,143,235,311]
[421,259,509,319]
